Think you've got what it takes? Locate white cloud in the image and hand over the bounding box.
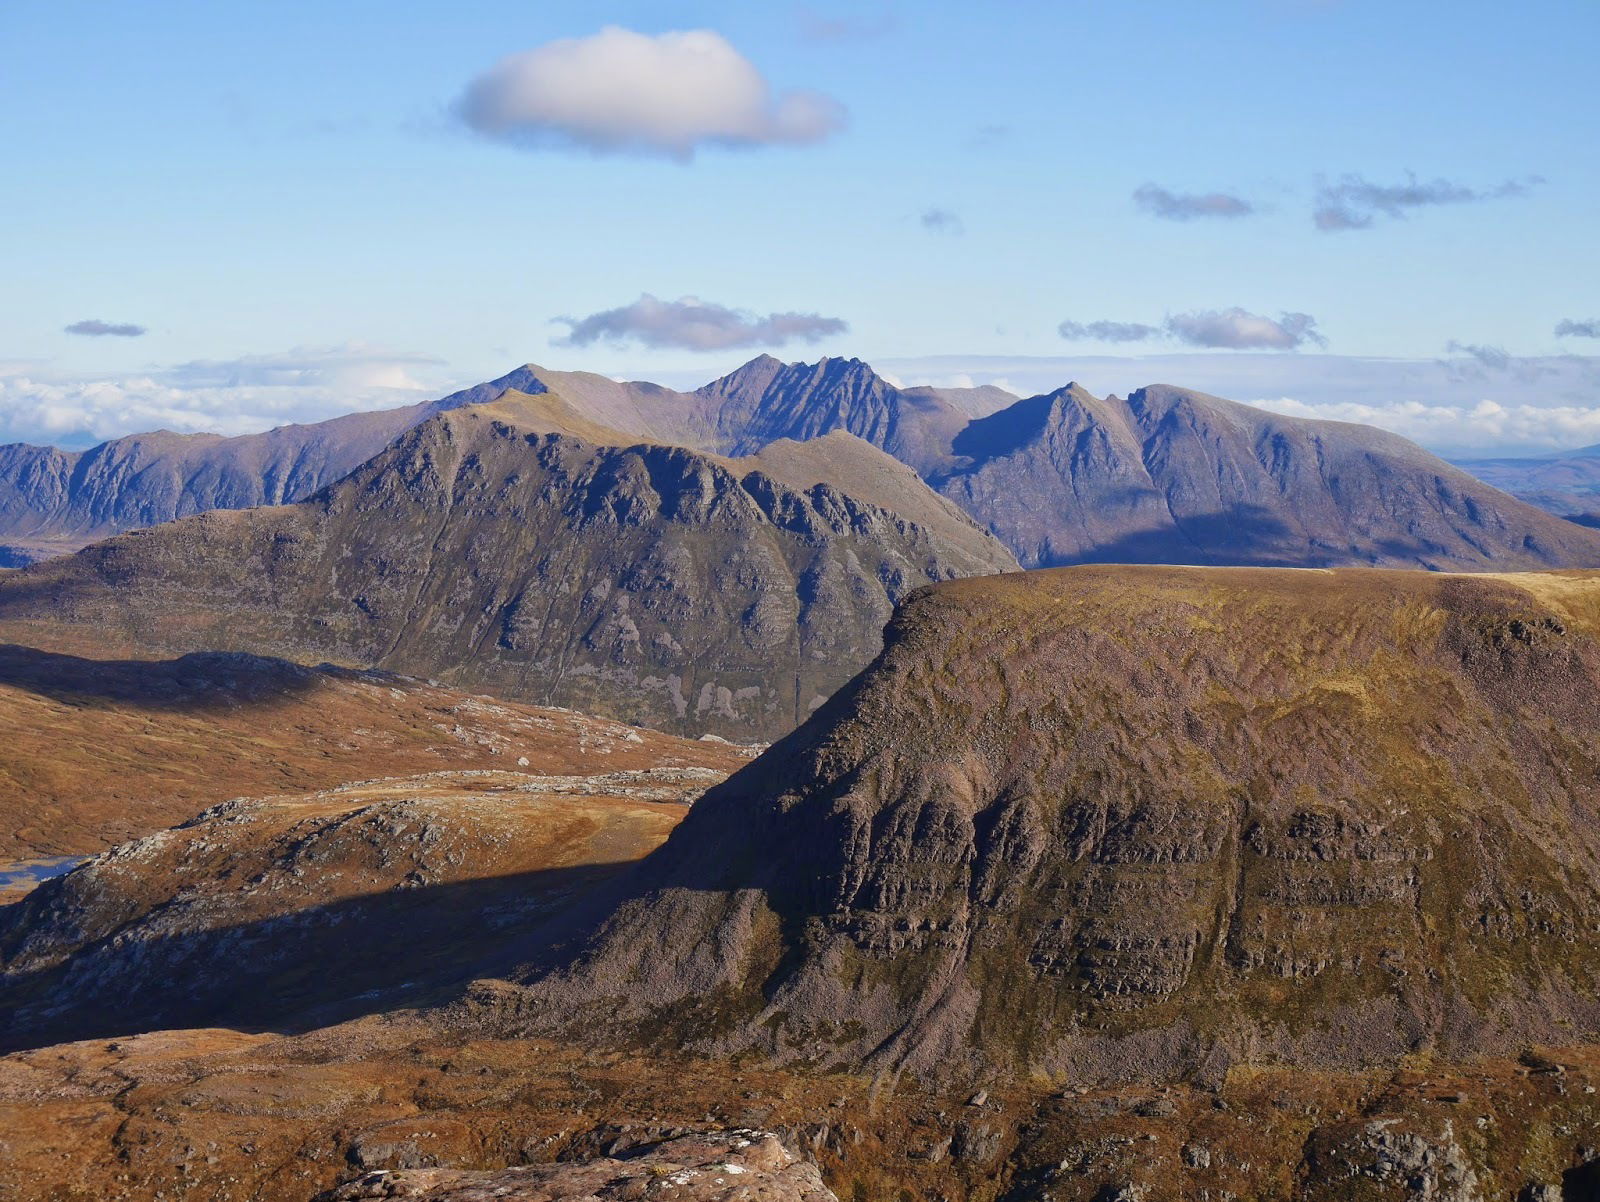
[0,345,447,448]
[455,27,846,160]
[555,294,848,351]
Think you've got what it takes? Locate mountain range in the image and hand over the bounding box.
[0,390,1015,740]
[1453,441,1600,524]
[4,355,1596,573]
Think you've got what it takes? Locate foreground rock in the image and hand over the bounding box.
[0,767,730,1049]
[499,564,1600,1085]
[3,1015,1600,1202]
[318,1130,837,1201]
[0,391,1016,741]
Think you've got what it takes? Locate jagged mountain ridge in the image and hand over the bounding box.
[443,357,1600,571]
[499,564,1600,1086]
[0,391,1017,740]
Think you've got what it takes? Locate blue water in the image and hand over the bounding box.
[0,856,83,895]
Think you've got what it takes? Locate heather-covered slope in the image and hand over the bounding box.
[0,367,546,565]
[506,564,1600,1086]
[0,645,747,859]
[0,393,1016,740]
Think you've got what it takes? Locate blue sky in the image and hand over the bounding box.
[1,0,1597,453]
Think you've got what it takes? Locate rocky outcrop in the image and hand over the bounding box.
[500,564,1600,1086]
[0,393,1017,741]
[0,766,727,1048]
[317,1130,838,1201]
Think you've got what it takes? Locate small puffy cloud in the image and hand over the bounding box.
[0,345,447,447]
[455,27,845,160]
[920,207,963,235]
[1557,319,1600,339]
[1058,320,1162,343]
[797,3,896,42]
[64,319,146,337]
[966,124,1008,150]
[1166,308,1325,350]
[1058,309,1324,350]
[1445,340,1512,371]
[555,293,848,351]
[1313,172,1541,231]
[1133,184,1254,221]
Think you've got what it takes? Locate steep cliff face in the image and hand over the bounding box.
[0,367,548,563]
[506,565,1600,1085]
[694,355,973,474]
[0,395,1017,741]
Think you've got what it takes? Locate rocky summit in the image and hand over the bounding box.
[0,391,1016,741]
[500,564,1600,1086]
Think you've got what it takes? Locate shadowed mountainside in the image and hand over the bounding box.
[493,564,1600,1087]
[0,391,1017,741]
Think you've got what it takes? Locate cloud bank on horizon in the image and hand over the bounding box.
[0,346,446,448]
[455,27,845,160]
